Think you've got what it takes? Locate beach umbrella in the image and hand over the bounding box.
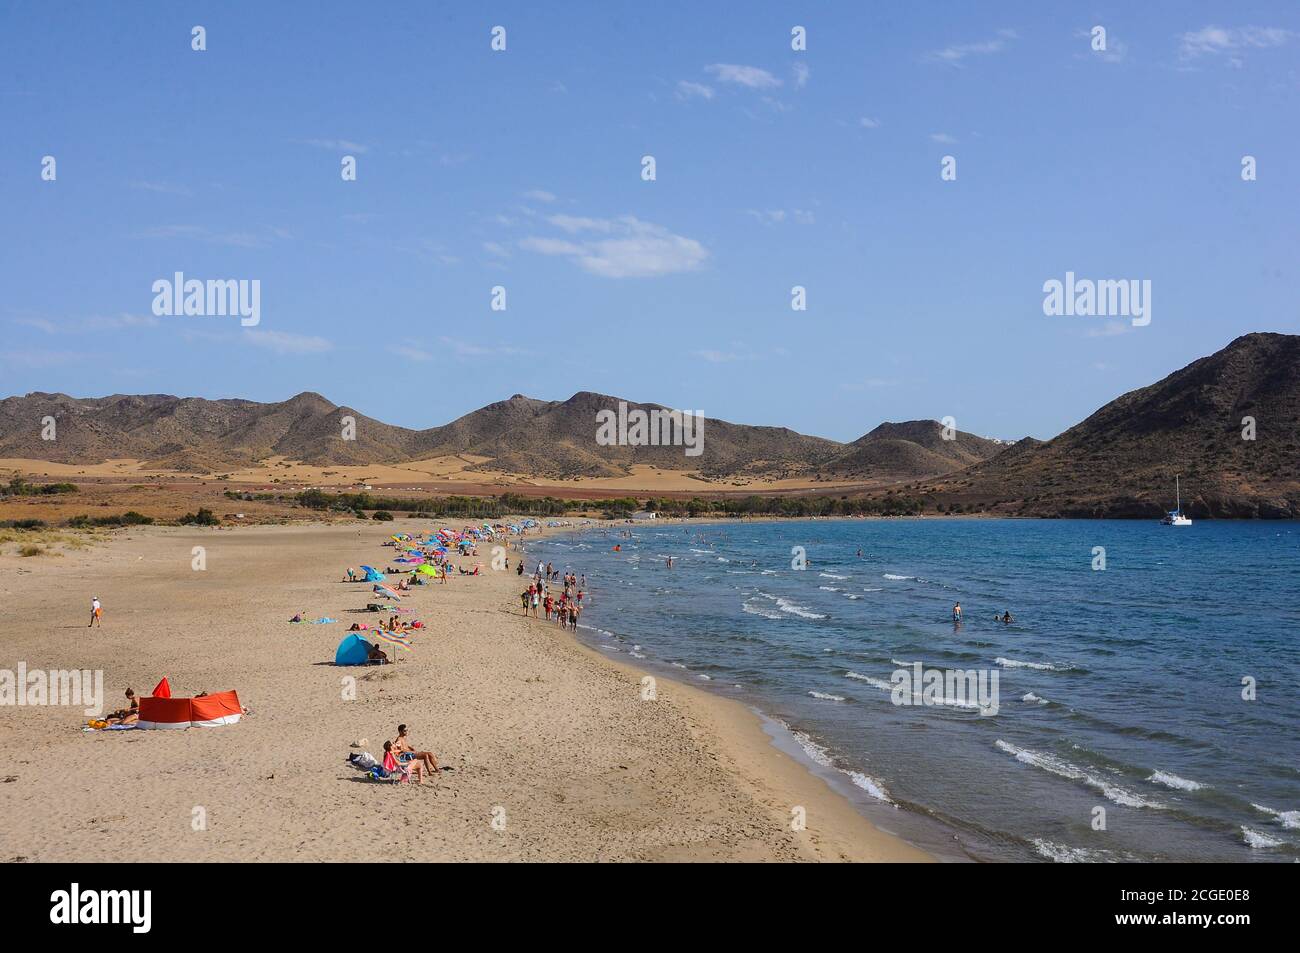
[374,584,402,600]
[371,629,413,652]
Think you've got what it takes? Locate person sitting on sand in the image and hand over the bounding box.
[106,688,139,725]
[394,724,439,774]
[348,622,362,632]
[290,612,304,623]
[367,642,389,664]
[383,740,423,783]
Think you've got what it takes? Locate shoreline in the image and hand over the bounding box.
[0,519,927,862]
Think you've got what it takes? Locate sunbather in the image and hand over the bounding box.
[383,740,423,783]
[106,688,139,725]
[394,724,439,773]
[367,642,389,664]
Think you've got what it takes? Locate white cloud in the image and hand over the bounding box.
[523,189,556,203]
[692,349,749,363]
[0,348,85,369]
[136,224,288,248]
[131,181,191,196]
[929,132,958,144]
[792,62,810,88]
[437,337,523,358]
[243,330,333,354]
[16,313,159,334]
[482,241,511,258]
[676,80,714,101]
[926,31,1017,65]
[1179,25,1293,59]
[520,215,708,278]
[390,345,432,361]
[705,63,782,89]
[859,117,882,129]
[302,138,370,154]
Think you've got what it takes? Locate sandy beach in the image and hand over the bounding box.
[0,520,927,862]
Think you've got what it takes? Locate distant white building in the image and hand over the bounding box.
[630,511,658,521]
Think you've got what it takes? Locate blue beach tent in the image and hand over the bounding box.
[335,633,371,666]
[360,565,385,582]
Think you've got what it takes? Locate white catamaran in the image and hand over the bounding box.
[1161,475,1192,526]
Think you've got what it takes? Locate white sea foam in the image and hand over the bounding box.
[819,572,848,580]
[994,740,1165,810]
[846,594,861,600]
[629,652,646,659]
[1032,839,1116,863]
[845,671,893,692]
[788,728,893,804]
[809,691,846,702]
[882,573,914,581]
[818,585,841,592]
[1241,827,1282,849]
[741,599,783,620]
[1022,693,1049,705]
[776,597,826,620]
[996,657,1074,672]
[861,587,883,592]
[697,674,712,681]
[716,557,729,562]
[1251,804,1300,829]
[1147,770,1205,792]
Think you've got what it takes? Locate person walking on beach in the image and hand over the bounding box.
[89,596,102,628]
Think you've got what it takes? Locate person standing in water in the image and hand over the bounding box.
[952,602,962,622]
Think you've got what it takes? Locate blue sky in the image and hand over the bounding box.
[1,2,1297,442]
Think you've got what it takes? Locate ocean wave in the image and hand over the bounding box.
[741,598,783,620]
[716,557,730,562]
[809,691,846,702]
[1147,770,1205,792]
[996,657,1075,672]
[697,674,712,681]
[818,585,841,592]
[788,728,893,804]
[629,652,646,659]
[1032,839,1117,863]
[776,597,826,620]
[1251,804,1300,829]
[846,671,893,691]
[1022,693,1049,705]
[994,740,1165,810]
[861,587,883,592]
[819,572,848,580]
[882,573,914,581]
[1241,827,1283,849]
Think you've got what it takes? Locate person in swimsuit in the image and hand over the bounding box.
[106,688,138,724]
[89,597,102,628]
[952,603,962,622]
[382,740,424,783]
[393,724,439,774]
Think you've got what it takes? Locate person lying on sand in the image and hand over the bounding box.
[382,740,423,783]
[106,688,138,725]
[394,724,439,774]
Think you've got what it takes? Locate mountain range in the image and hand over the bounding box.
[2,332,1297,516]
